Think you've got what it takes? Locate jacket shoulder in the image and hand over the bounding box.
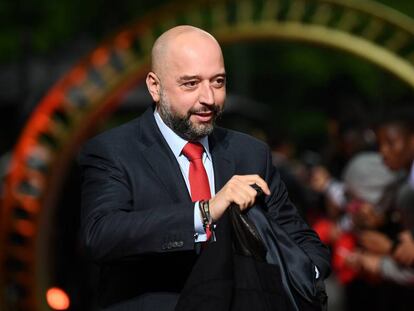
[215,127,269,153]
[79,116,144,163]
[88,117,139,145]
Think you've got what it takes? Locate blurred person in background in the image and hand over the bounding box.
[350,107,414,276]
[339,108,414,311]
[351,183,414,285]
[371,108,414,268]
[312,151,401,311]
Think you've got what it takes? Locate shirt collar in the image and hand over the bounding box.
[153,109,211,159]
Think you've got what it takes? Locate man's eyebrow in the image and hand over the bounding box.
[177,75,200,82]
[177,73,226,82]
[212,73,227,79]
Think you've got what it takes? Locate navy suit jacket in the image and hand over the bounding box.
[79,106,330,310]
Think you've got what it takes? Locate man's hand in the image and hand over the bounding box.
[209,175,270,221]
[359,253,382,275]
[393,231,414,267]
[358,230,392,255]
[345,251,381,276]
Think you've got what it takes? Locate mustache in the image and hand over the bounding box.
[188,104,222,115]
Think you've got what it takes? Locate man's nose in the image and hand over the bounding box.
[199,82,214,105]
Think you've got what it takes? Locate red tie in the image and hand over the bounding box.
[182,142,212,202]
[182,142,212,240]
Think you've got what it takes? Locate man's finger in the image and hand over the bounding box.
[249,177,270,195]
[233,175,271,195]
[250,183,264,196]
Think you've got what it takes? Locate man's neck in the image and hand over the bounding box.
[153,109,210,158]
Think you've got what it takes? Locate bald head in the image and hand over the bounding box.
[151,25,223,78]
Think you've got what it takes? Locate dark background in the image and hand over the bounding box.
[1,0,414,155]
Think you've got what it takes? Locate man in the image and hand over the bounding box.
[79,25,330,311]
[335,112,414,311]
[376,110,414,267]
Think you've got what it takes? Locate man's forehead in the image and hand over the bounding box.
[162,40,224,76]
[167,57,225,78]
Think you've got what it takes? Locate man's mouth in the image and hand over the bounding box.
[192,111,214,122]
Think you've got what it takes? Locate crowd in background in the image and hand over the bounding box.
[268,104,414,311]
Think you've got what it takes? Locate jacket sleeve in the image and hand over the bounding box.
[263,146,331,279]
[78,139,195,264]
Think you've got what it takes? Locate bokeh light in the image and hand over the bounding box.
[46,287,70,310]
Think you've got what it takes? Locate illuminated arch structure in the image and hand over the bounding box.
[2,0,414,309]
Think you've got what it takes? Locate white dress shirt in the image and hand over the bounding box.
[154,109,215,242]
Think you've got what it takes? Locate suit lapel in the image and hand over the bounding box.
[209,128,235,192]
[138,107,191,203]
[136,108,235,201]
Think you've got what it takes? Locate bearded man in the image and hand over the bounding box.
[79,25,330,311]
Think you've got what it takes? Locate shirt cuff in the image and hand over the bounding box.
[194,202,208,242]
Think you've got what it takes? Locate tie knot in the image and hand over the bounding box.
[182,142,204,161]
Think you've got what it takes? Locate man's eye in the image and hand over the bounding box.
[183,81,198,88]
[213,78,226,87]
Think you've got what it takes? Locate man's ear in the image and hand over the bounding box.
[146,72,161,102]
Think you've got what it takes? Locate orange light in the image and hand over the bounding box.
[92,47,109,67]
[68,67,87,85]
[46,287,70,310]
[15,219,35,237]
[115,31,131,49]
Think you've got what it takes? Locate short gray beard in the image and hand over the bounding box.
[157,89,222,141]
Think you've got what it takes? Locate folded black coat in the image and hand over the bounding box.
[247,206,328,311]
[175,203,329,311]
